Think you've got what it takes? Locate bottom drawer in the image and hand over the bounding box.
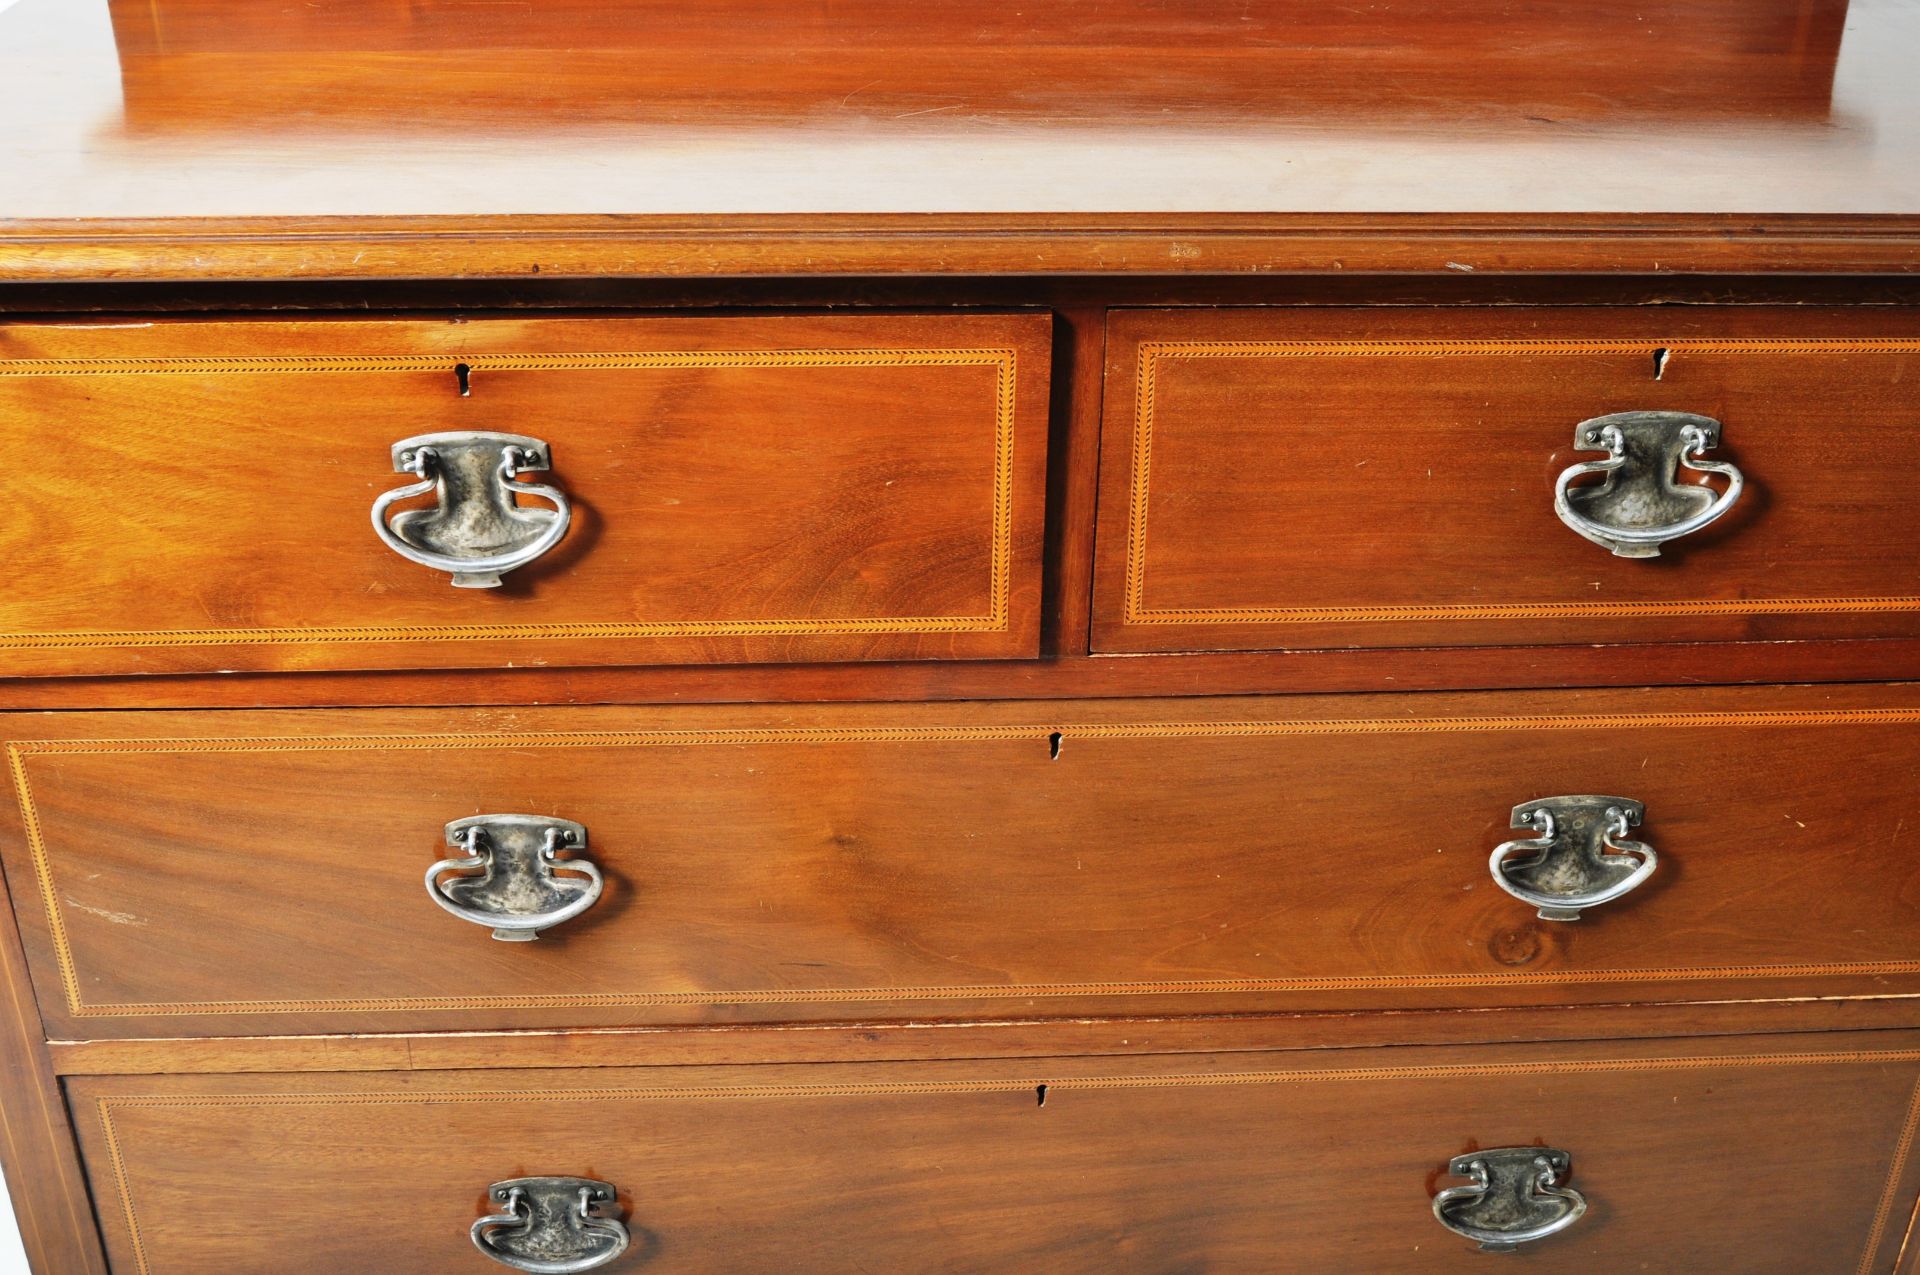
[71,1031,1920,1273]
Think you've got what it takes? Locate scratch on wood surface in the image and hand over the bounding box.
[63,898,145,926]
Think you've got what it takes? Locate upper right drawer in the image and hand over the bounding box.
[1093,308,1920,653]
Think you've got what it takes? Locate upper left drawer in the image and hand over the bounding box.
[0,312,1052,675]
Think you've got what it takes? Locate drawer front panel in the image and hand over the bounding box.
[69,1034,1920,1273]
[9,684,1918,1037]
[1093,307,1920,653]
[0,313,1049,674]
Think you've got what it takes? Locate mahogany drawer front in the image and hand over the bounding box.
[9,683,1919,1039]
[0,312,1050,675]
[69,1032,1920,1273]
[1093,306,1920,654]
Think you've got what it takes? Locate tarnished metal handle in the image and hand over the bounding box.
[425,814,602,941]
[1554,411,1743,557]
[472,1177,629,1273]
[372,431,571,587]
[1433,1148,1587,1252]
[1490,795,1656,922]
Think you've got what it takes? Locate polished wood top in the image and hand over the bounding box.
[3,0,1919,278]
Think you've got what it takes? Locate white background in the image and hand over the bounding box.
[0,1176,26,1274]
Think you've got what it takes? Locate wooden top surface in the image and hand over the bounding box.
[3,0,1919,279]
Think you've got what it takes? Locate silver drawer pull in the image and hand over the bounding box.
[425,814,602,941]
[372,431,572,587]
[1553,411,1743,557]
[472,1177,629,1273]
[1433,1148,1587,1252]
[1489,795,1656,922]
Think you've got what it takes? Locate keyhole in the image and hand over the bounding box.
[1652,348,1669,381]
[454,363,472,396]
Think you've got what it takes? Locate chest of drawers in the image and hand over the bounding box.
[3,1,1920,1272]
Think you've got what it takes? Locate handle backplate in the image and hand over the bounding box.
[1489,795,1656,921]
[472,1176,629,1274]
[1433,1147,1587,1252]
[1553,411,1743,557]
[425,814,601,941]
[371,430,571,587]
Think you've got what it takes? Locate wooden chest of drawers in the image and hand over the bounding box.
[3,1,1919,1272]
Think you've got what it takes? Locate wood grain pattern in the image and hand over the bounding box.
[66,1031,1920,1275]
[1095,307,1920,654]
[105,0,1848,130]
[8,683,1919,1038]
[0,313,1050,675]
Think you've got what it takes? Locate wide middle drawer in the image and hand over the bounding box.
[8,683,1916,1038]
[0,311,1051,675]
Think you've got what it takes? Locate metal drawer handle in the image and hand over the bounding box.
[1553,411,1743,557]
[425,814,602,941]
[372,431,571,587]
[472,1177,629,1273]
[1489,795,1656,922]
[1433,1148,1586,1252]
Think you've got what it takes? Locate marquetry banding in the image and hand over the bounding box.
[89,1048,1920,1275]
[0,349,1015,376]
[1120,337,1920,628]
[15,704,1920,1019]
[0,347,1020,647]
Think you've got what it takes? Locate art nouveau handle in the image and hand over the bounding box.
[425,815,602,941]
[1553,411,1743,557]
[1433,1148,1587,1252]
[372,431,572,587]
[1489,795,1656,922]
[472,1177,630,1273]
